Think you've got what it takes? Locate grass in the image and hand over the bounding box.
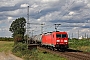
[1,40,90,60]
[0,41,14,52]
[69,40,90,52]
[38,50,67,60]
[12,42,67,60]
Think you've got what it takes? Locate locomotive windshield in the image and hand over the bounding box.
[56,34,67,38]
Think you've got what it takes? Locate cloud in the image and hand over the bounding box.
[0,0,90,38]
[69,11,75,15]
[21,4,29,8]
[0,5,20,12]
[41,0,59,3]
[8,17,13,20]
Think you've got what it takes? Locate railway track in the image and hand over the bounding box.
[37,46,90,60]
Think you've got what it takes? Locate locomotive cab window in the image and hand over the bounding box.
[56,34,61,38]
[56,34,67,38]
[62,34,67,38]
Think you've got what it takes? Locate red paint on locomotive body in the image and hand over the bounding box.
[42,31,68,49]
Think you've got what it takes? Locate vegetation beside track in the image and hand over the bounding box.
[12,42,67,60]
[38,50,67,60]
[69,39,90,52]
[12,42,38,60]
[0,41,67,60]
[1,39,90,60]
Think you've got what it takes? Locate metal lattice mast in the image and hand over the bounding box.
[27,6,29,44]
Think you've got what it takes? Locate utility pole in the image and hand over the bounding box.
[54,24,61,31]
[41,24,45,34]
[32,30,34,37]
[27,6,29,44]
[72,33,73,39]
[87,34,88,39]
[78,30,79,39]
[85,33,86,38]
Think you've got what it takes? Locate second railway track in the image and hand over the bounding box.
[37,46,90,60]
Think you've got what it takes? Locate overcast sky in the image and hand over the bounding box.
[0,0,90,38]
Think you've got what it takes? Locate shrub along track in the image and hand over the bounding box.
[37,46,90,60]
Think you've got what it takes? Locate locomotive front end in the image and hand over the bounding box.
[55,32,69,50]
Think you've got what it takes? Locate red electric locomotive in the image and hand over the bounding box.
[41,31,69,50]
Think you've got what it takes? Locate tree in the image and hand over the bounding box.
[9,17,26,43]
[14,34,23,44]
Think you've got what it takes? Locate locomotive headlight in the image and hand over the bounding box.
[64,40,68,42]
[56,40,60,42]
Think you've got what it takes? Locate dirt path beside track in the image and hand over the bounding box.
[0,52,23,60]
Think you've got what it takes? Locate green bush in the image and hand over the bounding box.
[12,43,25,52]
[12,42,38,60]
[12,43,30,56]
[69,40,90,52]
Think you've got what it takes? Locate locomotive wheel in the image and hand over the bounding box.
[51,47,55,51]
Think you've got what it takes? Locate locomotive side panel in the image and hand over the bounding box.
[42,35,46,45]
[46,34,52,45]
[42,33,52,45]
[42,32,57,47]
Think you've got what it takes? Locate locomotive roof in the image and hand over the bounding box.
[43,31,67,35]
